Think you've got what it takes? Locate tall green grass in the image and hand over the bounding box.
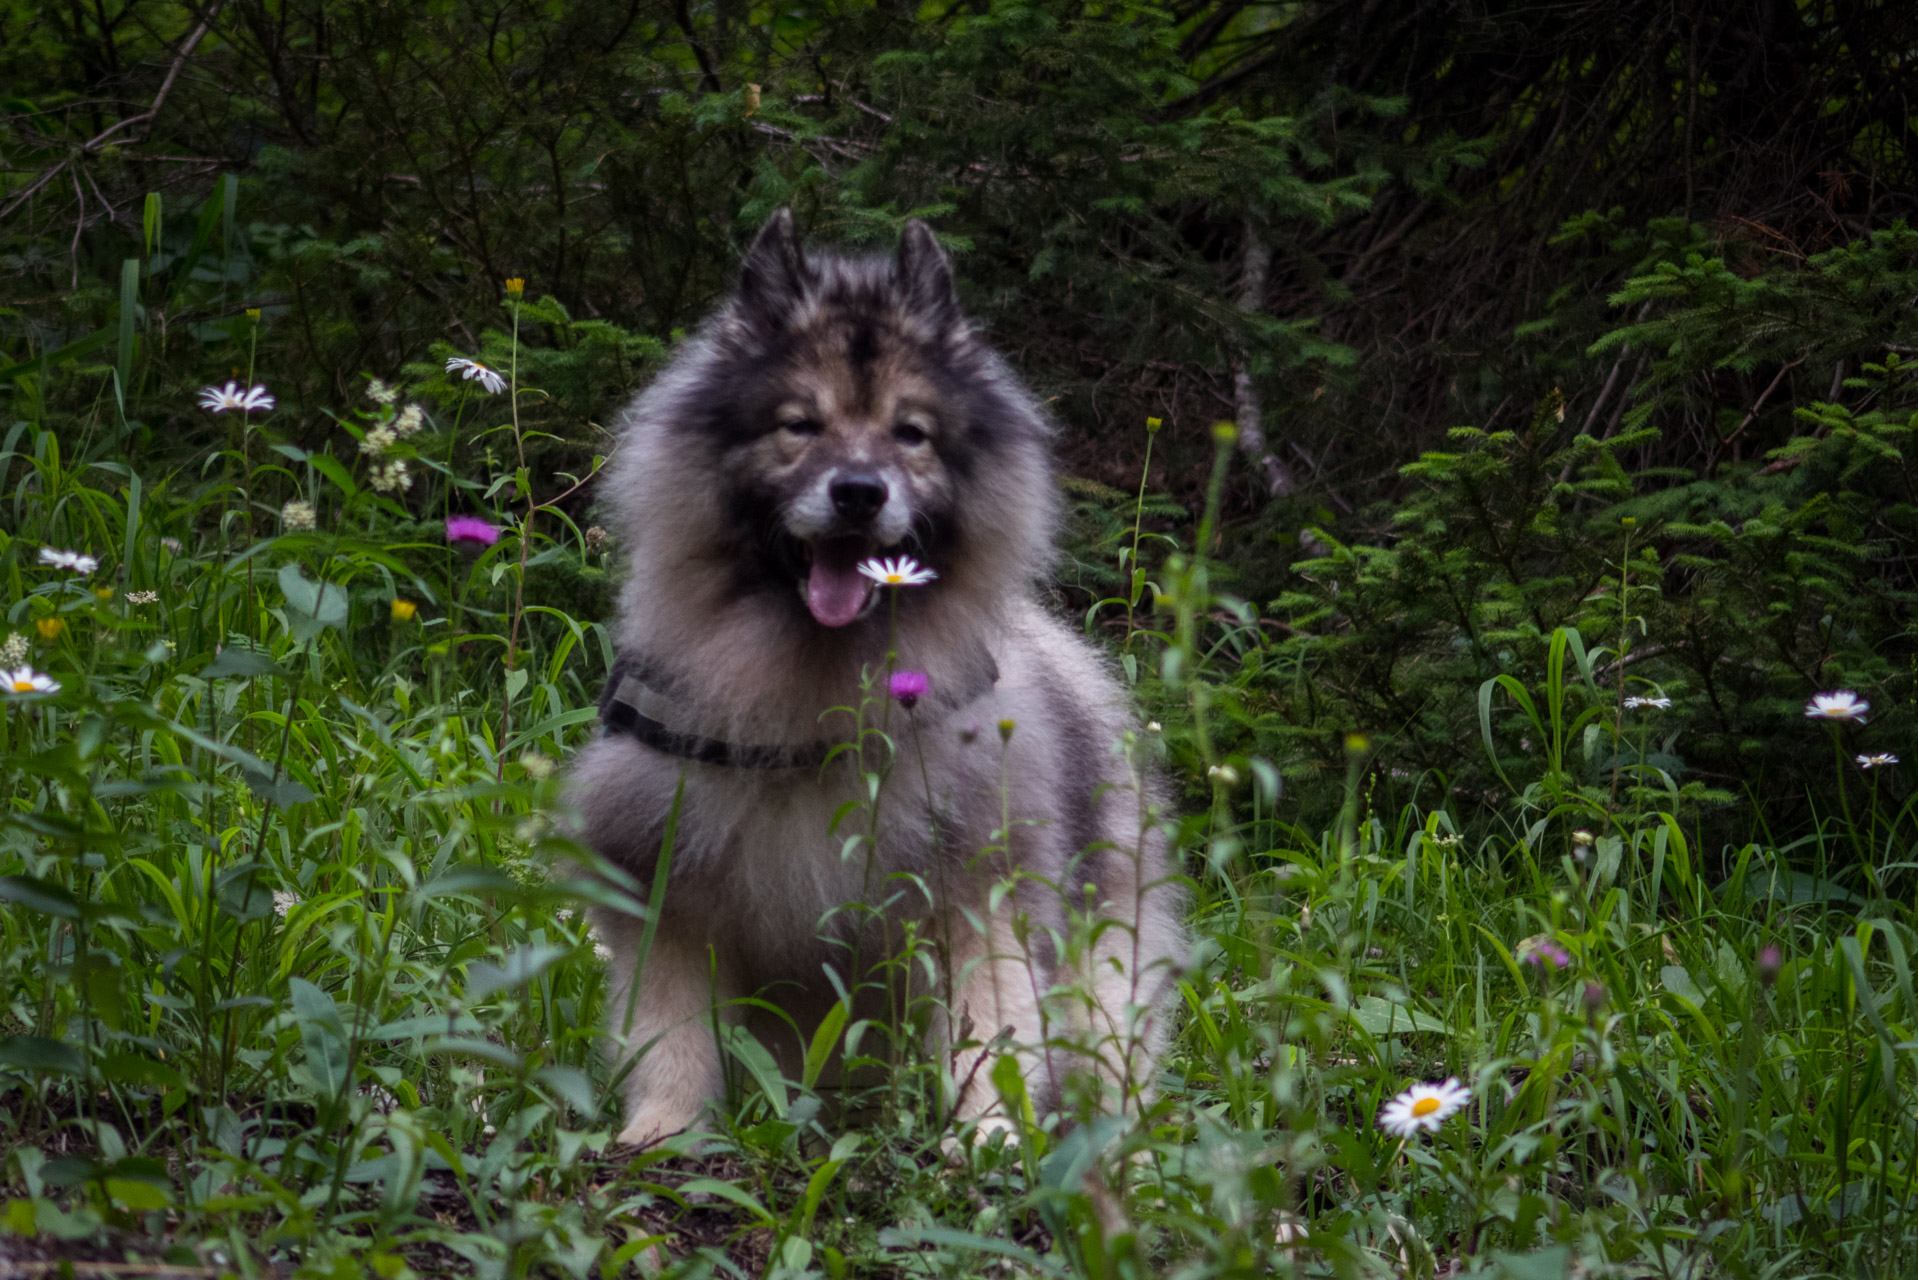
[3,235,1916,1280]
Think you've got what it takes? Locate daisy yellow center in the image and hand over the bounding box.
[884,573,905,583]
[12,680,35,692]
[1411,1097,1441,1117]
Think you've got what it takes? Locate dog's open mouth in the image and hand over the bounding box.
[800,535,877,628]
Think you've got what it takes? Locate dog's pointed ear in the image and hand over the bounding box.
[895,220,962,338]
[737,208,810,332]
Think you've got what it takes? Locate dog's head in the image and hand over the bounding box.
[621,209,1057,630]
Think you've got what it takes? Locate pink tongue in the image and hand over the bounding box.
[805,541,873,627]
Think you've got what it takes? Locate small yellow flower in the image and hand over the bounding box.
[1212,421,1239,444]
[1620,516,1636,527]
[1146,416,1162,434]
[36,617,65,640]
[997,718,1016,743]
[391,599,418,622]
[246,308,261,323]
[505,277,525,296]
[94,586,114,600]
[1345,732,1370,752]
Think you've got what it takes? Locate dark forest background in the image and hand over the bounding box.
[6,0,1918,847]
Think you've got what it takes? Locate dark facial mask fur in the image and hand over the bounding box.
[668,211,1045,629]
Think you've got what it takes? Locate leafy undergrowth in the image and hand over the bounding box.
[4,334,1917,1280]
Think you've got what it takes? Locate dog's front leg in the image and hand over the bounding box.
[943,910,1054,1146]
[603,920,732,1146]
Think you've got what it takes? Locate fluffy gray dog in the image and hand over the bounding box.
[566,209,1185,1147]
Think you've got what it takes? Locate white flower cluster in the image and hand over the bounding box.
[370,460,413,493]
[359,396,425,494]
[282,499,317,532]
[0,633,28,666]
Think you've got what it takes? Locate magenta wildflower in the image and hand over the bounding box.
[446,515,502,554]
[889,669,930,710]
[1757,944,1783,985]
[1521,941,1572,972]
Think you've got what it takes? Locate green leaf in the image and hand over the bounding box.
[243,770,315,807]
[0,326,114,385]
[674,1178,774,1225]
[1660,964,1706,1008]
[117,258,139,390]
[142,192,161,257]
[1351,995,1450,1036]
[533,1064,599,1118]
[0,1036,84,1075]
[877,1227,1067,1278]
[200,648,287,680]
[0,875,80,919]
[722,1024,789,1119]
[465,944,568,1001]
[277,563,348,627]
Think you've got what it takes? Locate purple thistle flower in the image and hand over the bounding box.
[888,669,930,710]
[446,515,502,554]
[1521,941,1572,972]
[1757,944,1783,985]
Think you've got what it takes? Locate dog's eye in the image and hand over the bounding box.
[892,421,929,446]
[781,418,822,438]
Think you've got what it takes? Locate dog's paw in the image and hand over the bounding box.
[617,1100,708,1151]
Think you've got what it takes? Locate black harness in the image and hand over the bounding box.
[599,651,999,770]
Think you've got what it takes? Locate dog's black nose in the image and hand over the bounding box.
[829,472,888,522]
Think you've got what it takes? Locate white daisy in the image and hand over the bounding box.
[197,382,275,413]
[4,666,60,696]
[446,356,506,395]
[857,555,937,587]
[1806,690,1869,723]
[1378,1078,1471,1138]
[1857,753,1899,770]
[37,547,99,574]
[1623,696,1671,710]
